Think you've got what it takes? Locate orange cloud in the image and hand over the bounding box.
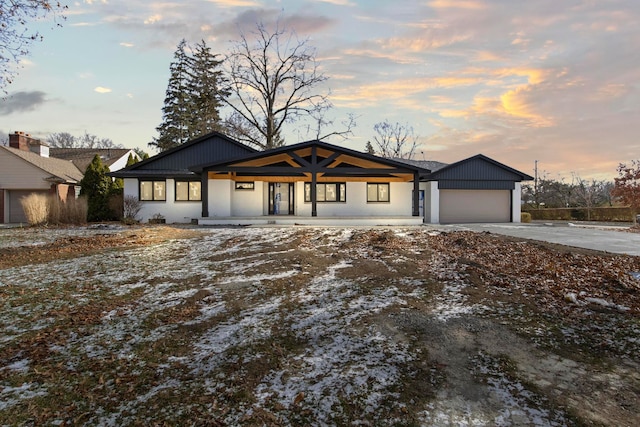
[499,87,554,127]
[428,0,486,9]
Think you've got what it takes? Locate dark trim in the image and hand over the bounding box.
[412,172,419,216]
[201,173,208,217]
[174,180,202,202]
[366,182,390,203]
[235,182,255,190]
[139,179,167,202]
[304,182,346,203]
[311,146,317,216]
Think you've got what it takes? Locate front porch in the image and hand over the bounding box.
[198,215,425,226]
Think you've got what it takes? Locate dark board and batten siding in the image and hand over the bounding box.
[134,133,256,172]
[438,180,515,190]
[430,155,531,191]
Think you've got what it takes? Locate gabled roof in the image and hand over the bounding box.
[0,146,84,183]
[191,139,431,179]
[111,131,256,178]
[391,158,449,173]
[428,154,534,181]
[49,148,134,172]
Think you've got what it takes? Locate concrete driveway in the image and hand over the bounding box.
[439,222,640,256]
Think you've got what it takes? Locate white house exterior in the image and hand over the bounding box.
[112,132,533,225]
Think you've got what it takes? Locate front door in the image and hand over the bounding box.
[269,183,294,215]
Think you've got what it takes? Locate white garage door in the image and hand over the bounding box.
[9,190,49,223]
[440,189,511,223]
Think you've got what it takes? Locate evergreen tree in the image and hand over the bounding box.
[188,39,228,138]
[150,39,192,152]
[126,153,138,166]
[150,39,227,152]
[80,155,116,222]
[365,141,375,155]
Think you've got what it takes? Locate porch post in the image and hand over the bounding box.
[311,146,317,217]
[412,172,420,216]
[201,171,209,217]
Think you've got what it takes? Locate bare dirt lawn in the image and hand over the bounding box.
[0,225,638,426]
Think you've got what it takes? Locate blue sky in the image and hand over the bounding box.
[2,0,639,181]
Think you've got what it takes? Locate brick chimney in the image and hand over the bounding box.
[9,131,49,157]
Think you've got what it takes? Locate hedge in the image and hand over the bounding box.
[522,207,634,222]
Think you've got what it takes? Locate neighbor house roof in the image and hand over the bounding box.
[0,146,84,183]
[49,148,134,172]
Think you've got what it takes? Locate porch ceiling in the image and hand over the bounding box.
[205,144,420,183]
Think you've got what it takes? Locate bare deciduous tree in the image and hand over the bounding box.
[47,132,122,149]
[1,1,67,92]
[368,120,419,159]
[224,22,336,150]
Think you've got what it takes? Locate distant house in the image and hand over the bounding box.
[49,147,139,174]
[1,132,83,223]
[0,131,139,224]
[111,131,533,225]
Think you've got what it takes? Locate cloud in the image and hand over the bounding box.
[206,0,262,6]
[144,14,162,25]
[428,0,486,10]
[0,91,47,115]
[94,87,112,94]
[120,42,135,48]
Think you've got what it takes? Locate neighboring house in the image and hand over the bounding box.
[49,148,139,174]
[0,132,84,223]
[111,131,533,225]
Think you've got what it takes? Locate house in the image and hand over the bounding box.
[49,147,140,174]
[0,132,84,223]
[1,131,142,224]
[111,131,533,225]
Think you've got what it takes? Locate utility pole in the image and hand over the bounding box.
[534,160,539,208]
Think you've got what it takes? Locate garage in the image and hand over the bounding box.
[8,190,49,223]
[424,154,534,224]
[439,189,511,223]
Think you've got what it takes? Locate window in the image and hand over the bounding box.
[140,180,166,201]
[367,183,390,202]
[235,182,255,190]
[304,183,346,202]
[176,181,201,201]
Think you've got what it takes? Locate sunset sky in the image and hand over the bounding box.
[2,0,639,181]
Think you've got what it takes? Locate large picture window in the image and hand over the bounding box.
[304,183,346,202]
[175,181,201,201]
[140,180,166,201]
[367,183,390,202]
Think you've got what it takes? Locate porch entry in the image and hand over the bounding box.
[268,182,295,215]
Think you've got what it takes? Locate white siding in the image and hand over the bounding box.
[231,181,263,216]
[512,183,522,223]
[424,181,439,224]
[208,180,232,217]
[124,178,201,223]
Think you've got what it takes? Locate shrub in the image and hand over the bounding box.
[122,195,143,222]
[20,193,49,225]
[520,212,532,223]
[64,196,88,224]
[48,196,88,225]
[109,193,124,220]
